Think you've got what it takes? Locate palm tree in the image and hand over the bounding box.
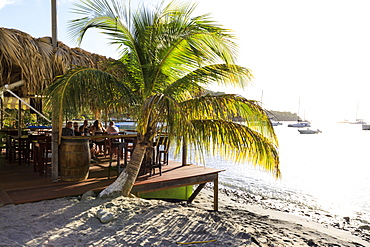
[45,0,280,197]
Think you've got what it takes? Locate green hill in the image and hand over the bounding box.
[267,110,300,121]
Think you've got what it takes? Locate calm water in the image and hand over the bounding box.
[175,121,370,223]
[119,120,370,222]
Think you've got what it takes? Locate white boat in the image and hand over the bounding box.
[298,128,322,134]
[271,121,283,126]
[288,122,311,128]
[362,124,370,130]
[350,119,366,124]
[288,97,311,128]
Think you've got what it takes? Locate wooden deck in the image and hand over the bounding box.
[0,155,223,210]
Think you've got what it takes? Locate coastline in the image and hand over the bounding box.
[0,187,368,246]
[217,185,370,244]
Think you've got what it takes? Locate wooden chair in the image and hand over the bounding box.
[26,135,47,166]
[38,136,52,176]
[0,134,8,159]
[33,136,51,176]
[8,135,28,165]
[31,136,49,172]
[156,136,169,167]
[148,144,161,176]
[0,142,7,158]
[124,137,137,166]
[107,136,124,179]
[92,133,107,157]
[148,136,169,176]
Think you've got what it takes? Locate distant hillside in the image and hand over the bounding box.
[267,110,300,121]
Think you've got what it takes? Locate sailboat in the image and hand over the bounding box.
[288,98,311,128]
[298,128,322,134]
[350,102,366,124]
[262,90,283,126]
[288,121,311,127]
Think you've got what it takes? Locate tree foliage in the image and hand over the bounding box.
[45,0,280,190]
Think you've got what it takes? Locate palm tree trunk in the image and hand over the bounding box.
[99,143,148,198]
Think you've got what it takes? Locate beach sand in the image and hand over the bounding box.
[0,187,369,247]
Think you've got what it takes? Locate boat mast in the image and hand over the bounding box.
[260,90,264,105]
[297,97,301,122]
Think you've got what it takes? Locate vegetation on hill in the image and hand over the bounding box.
[267,111,300,121]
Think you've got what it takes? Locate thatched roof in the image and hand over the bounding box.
[0,27,112,97]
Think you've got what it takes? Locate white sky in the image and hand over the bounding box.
[1,0,370,123]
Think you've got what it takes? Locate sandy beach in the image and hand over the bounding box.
[0,187,369,247]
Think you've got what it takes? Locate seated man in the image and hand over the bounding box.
[62,121,75,136]
[106,121,119,134]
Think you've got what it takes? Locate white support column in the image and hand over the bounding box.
[18,99,21,138]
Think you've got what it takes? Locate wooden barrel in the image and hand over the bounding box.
[59,137,91,181]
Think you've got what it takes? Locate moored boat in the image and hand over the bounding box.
[350,119,366,124]
[288,122,311,128]
[298,128,322,134]
[271,121,283,126]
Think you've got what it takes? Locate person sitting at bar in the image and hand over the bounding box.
[106,121,119,135]
[73,122,81,136]
[90,120,106,155]
[106,121,121,157]
[61,122,74,136]
[79,120,90,136]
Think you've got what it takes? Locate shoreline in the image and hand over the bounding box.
[0,187,369,246]
[205,186,370,245]
[215,185,370,243]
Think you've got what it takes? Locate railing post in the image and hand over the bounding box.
[182,138,187,166]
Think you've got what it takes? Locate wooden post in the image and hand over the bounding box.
[18,99,21,138]
[51,0,59,182]
[182,138,187,166]
[0,97,3,129]
[51,0,57,49]
[187,183,206,204]
[213,174,219,211]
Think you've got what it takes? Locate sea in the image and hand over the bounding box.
[179,121,370,225]
[116,120,370,225]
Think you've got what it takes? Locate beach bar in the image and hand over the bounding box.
[0,27,224,209]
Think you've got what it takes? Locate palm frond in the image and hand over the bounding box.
[44,66,136,116]
[190,119,280,178]
[69,0,135,53]
[164,64,253,99]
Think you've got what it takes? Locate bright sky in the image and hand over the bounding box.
[1,0,370,123]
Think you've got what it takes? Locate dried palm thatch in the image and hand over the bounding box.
[0,27,112,97]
